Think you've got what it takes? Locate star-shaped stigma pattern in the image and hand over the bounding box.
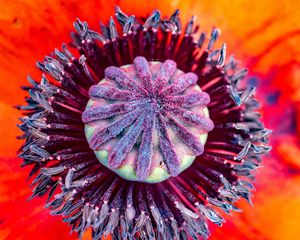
[82,56,214,181]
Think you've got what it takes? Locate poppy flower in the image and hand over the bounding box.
[0,0,299,240]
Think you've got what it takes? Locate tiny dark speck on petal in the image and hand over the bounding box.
[266,91,280,104]
[247,76,259,87]
[12,17,21,26]
[287,168,300,175]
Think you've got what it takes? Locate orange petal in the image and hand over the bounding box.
[0,102,20,157]
[0,0,119,105]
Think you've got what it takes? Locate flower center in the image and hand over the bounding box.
[82,56,214,183]
[150,98,162,112]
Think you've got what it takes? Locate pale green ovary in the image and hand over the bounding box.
[95,150,170,183]
[94,149,197,183]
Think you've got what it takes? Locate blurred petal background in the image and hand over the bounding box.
[1,0,300,239]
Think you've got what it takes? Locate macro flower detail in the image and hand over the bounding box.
[82,56,213,182]
[16,6,271,240]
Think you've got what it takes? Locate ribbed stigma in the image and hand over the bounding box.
[82,56,214,183]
